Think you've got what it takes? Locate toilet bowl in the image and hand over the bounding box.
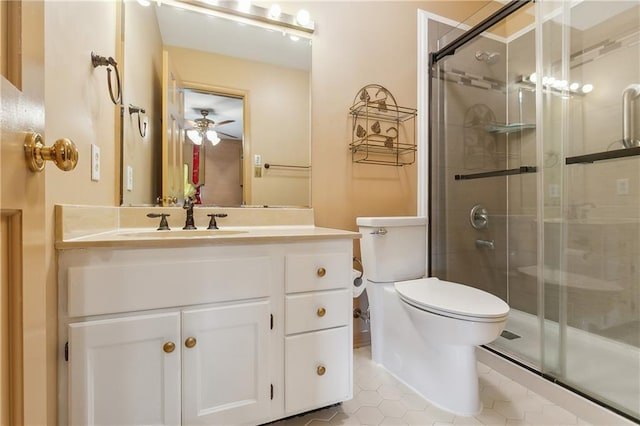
[357,216,510,416]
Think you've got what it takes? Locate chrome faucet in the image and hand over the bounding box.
[622,84,640,148]
[183,197,196,230]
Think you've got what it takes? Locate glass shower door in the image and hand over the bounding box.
[539,0,640,418]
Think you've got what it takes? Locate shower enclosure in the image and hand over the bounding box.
[428,0,640,421]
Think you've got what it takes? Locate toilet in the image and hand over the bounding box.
[357,216,509,416]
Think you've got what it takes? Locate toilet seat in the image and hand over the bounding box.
[395,277,509,323]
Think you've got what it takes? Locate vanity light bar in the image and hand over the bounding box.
[160,0,315,37]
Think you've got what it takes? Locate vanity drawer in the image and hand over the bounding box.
[285,252,350,293]
[285,289,351,335]
[285,327,351,414]
[67,256,273,317]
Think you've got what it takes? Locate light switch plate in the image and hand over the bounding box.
[91,144,100,182]
[616,178,629,195]
[126,166,133,191]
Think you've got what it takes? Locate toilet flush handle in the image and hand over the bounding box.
[370,227,388,236]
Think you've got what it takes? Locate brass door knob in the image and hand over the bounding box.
[24,132,78,172]
[317,365,326,376]
[163,342,176,353]
[317,267,326,277]
[317,307,326,317]
[184,337,197,348]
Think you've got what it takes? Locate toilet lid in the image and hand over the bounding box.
[394,277,509,321]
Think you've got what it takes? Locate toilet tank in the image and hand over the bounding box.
[356,216,427,283]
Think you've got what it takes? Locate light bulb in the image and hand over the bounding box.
[137,0,151,6]
[528,72,537,83]
[268,4,282,19]
[296,9,311,26]
[569,82,580,91]
[581,84,594,93]
[187,129,202,145]
[553,80,568,90]
[289,35,300,42]
[237,0,251,13]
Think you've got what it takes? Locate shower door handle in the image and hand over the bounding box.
[475,239,495,250]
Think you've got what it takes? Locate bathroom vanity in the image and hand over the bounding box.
[56,205,359,425]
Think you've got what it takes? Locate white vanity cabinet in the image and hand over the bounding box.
[58,237,354,426]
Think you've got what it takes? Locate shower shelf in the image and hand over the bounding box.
[485,123,536,134]
[566,146,640,164]
[349,84,417,166]
[455,166,537,180]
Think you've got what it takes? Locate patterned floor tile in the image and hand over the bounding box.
[275,346,595,426]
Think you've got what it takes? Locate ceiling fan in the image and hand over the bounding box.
[185,109,236,146]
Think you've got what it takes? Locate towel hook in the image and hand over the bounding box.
[91,52,121,105]
[128,104,147,138]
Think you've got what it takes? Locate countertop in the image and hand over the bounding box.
[56,225,361,249]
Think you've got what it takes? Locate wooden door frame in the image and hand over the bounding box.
[0,211,24,425]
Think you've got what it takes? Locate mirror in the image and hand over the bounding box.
[120,0,312,207]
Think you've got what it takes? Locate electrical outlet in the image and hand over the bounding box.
[126,166,134,191]
[91,144,100,181]
[616,178,629,195]
[548,184,560,198]
[254,154,262,166]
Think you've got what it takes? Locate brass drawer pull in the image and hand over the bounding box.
[185,337,197,348]
[163,342,175,353]
[317,307,326,317]
[317,267,326,277]
[317,365,326,376]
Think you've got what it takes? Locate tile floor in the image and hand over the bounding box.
[275,346,593,426]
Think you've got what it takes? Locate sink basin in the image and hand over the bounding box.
[116,229,247,238]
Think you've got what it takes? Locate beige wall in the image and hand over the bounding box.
[165,45,311,207]
[301,1,484,233]
[201,139,243,206]
[44,1,119,422]
[122,1,163,206]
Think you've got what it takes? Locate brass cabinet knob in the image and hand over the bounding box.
[317,267,326,277]
[163,342,176,353]
[317,307,326,317]
[317,365,326,376]
[24,132,78,172]
[184,337,197,348]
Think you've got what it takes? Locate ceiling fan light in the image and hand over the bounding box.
[187,129,203,145]
[207,130,221,145]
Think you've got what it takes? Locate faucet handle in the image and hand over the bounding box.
[207,213,228,230]
[147,212,170,230]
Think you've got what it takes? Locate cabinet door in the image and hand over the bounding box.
[182,300,271,425]
[68,312,181,426]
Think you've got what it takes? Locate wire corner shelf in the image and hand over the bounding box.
[348,84,417,166]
